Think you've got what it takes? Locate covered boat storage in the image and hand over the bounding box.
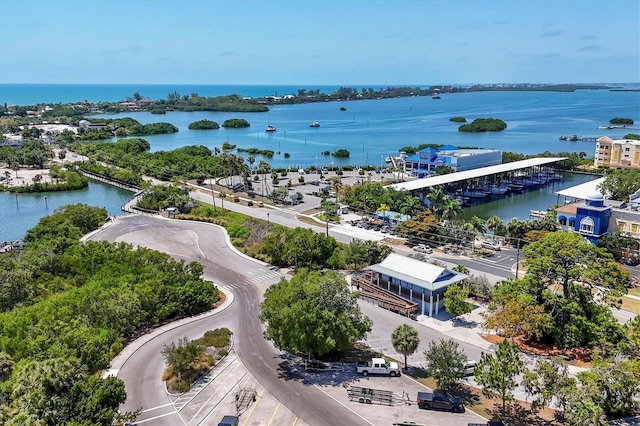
[390,157,568,192]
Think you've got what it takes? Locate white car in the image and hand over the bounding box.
[413,244,433,254]
[480,241,501,251]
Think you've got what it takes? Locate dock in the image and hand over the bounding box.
[559,135,598,142]
[77,168,141,192]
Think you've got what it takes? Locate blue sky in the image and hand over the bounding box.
[1,0,638,85]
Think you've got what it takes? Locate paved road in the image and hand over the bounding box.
[89,215,368,425]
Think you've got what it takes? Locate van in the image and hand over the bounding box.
[463,360,477,376]
[217,415,239,426]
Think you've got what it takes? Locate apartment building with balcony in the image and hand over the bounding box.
[594,136,640,169]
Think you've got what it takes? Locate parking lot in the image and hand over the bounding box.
[167,350,487,426]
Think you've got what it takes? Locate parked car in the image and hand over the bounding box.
[480,240,501,251]
[257,201,264,207]
[310,180,320,186]
[413,244,433,254]
[247,200,254,206]
[233,195,240,202]
[217,415,239,426]
[462,360,477,376]
[417,390,464,412]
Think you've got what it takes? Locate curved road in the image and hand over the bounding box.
[90,215,366,425]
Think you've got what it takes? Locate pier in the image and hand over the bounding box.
[559,135,598,142]
[77,168,141,192]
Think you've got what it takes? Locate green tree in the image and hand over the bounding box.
[440,197,462,221]
[259,269,371,358]
[443,284,472,319]
[598,168,640,201]
[426,187,447,218]
[474,339,523,414]
[423,339,468,389]
[486,215,505,239]
[391,324,420,370]
[522,360,576,413]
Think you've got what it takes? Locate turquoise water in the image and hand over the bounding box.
[87,89,639,169]
[0,181,133,241]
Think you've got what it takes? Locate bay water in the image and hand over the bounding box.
[1,85,638,241]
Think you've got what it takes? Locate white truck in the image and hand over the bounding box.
[356,358,401,377]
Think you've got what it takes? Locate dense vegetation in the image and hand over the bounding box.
[458,118,507,132]
[137,185,193,213]
[449,116,467,122]
[0,204,220,424]
[0,139,53,169]
[1,167,88,193]
[260,269,372,357]
[222,118,250,128]
[75,161,144,187]
[188,119,220,130]
[332,148,350,158]
[502,150,593,170]
[237,147,274,158]
[341,182,424,216]
[610,117,634,125]
[77,117,179,139]
[623,133,640,140]
[598,168,640,201]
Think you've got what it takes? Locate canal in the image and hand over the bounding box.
[461,172,598,222]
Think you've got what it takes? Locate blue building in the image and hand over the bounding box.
[573,192,612,244]
[404,146,502,176]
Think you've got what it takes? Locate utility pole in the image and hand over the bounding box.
[515,238,521,279]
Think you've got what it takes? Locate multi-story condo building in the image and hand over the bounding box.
[594,136,640,169]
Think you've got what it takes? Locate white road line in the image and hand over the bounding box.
[195,371,249,425]
[141,402,173,413]
[134,410,181,424]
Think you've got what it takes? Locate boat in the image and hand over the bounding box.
[432,96,441,100]
[340,107,347,111]
[529,210,548,218]
[265,125,276,132]
[310,121,320,128]
[462,189,490,198]
[489,184,509,195]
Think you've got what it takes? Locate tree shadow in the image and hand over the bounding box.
[487,401,558,426]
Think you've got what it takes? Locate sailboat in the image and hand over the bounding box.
[265,114,276,132]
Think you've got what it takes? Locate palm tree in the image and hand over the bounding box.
[378,203,390,223]
[329,177,343,203]
[486,215,504,240]
[399,195,423,216]
[247,155,256,177]
[426,187,447,218]
[468,215,486,243]
[440,196,462,221]
[391,324,420,370]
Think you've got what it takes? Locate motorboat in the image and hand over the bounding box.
[530,210,548,218]
[489,184,509,195]
[463,189,490,198]
[310,121,320,128]
[265,125,276,132]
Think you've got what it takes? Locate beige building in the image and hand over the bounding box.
[594,136,640,169]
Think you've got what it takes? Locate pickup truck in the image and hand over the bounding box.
[356,358,401,377]
[417,390,464,413]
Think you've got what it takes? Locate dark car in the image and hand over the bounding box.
[217,415,239,426]
[417,390,464,413]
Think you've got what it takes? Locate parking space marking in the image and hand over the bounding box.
[242,388,265,426]
[135,410,183,424]
[141,402,173,413]
[311,383,375,426]
[196,371,249,426]
[267,403,281,426]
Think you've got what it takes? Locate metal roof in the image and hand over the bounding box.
[555,177,605,200]
[390,157,567,191]
[368,253,468,292]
